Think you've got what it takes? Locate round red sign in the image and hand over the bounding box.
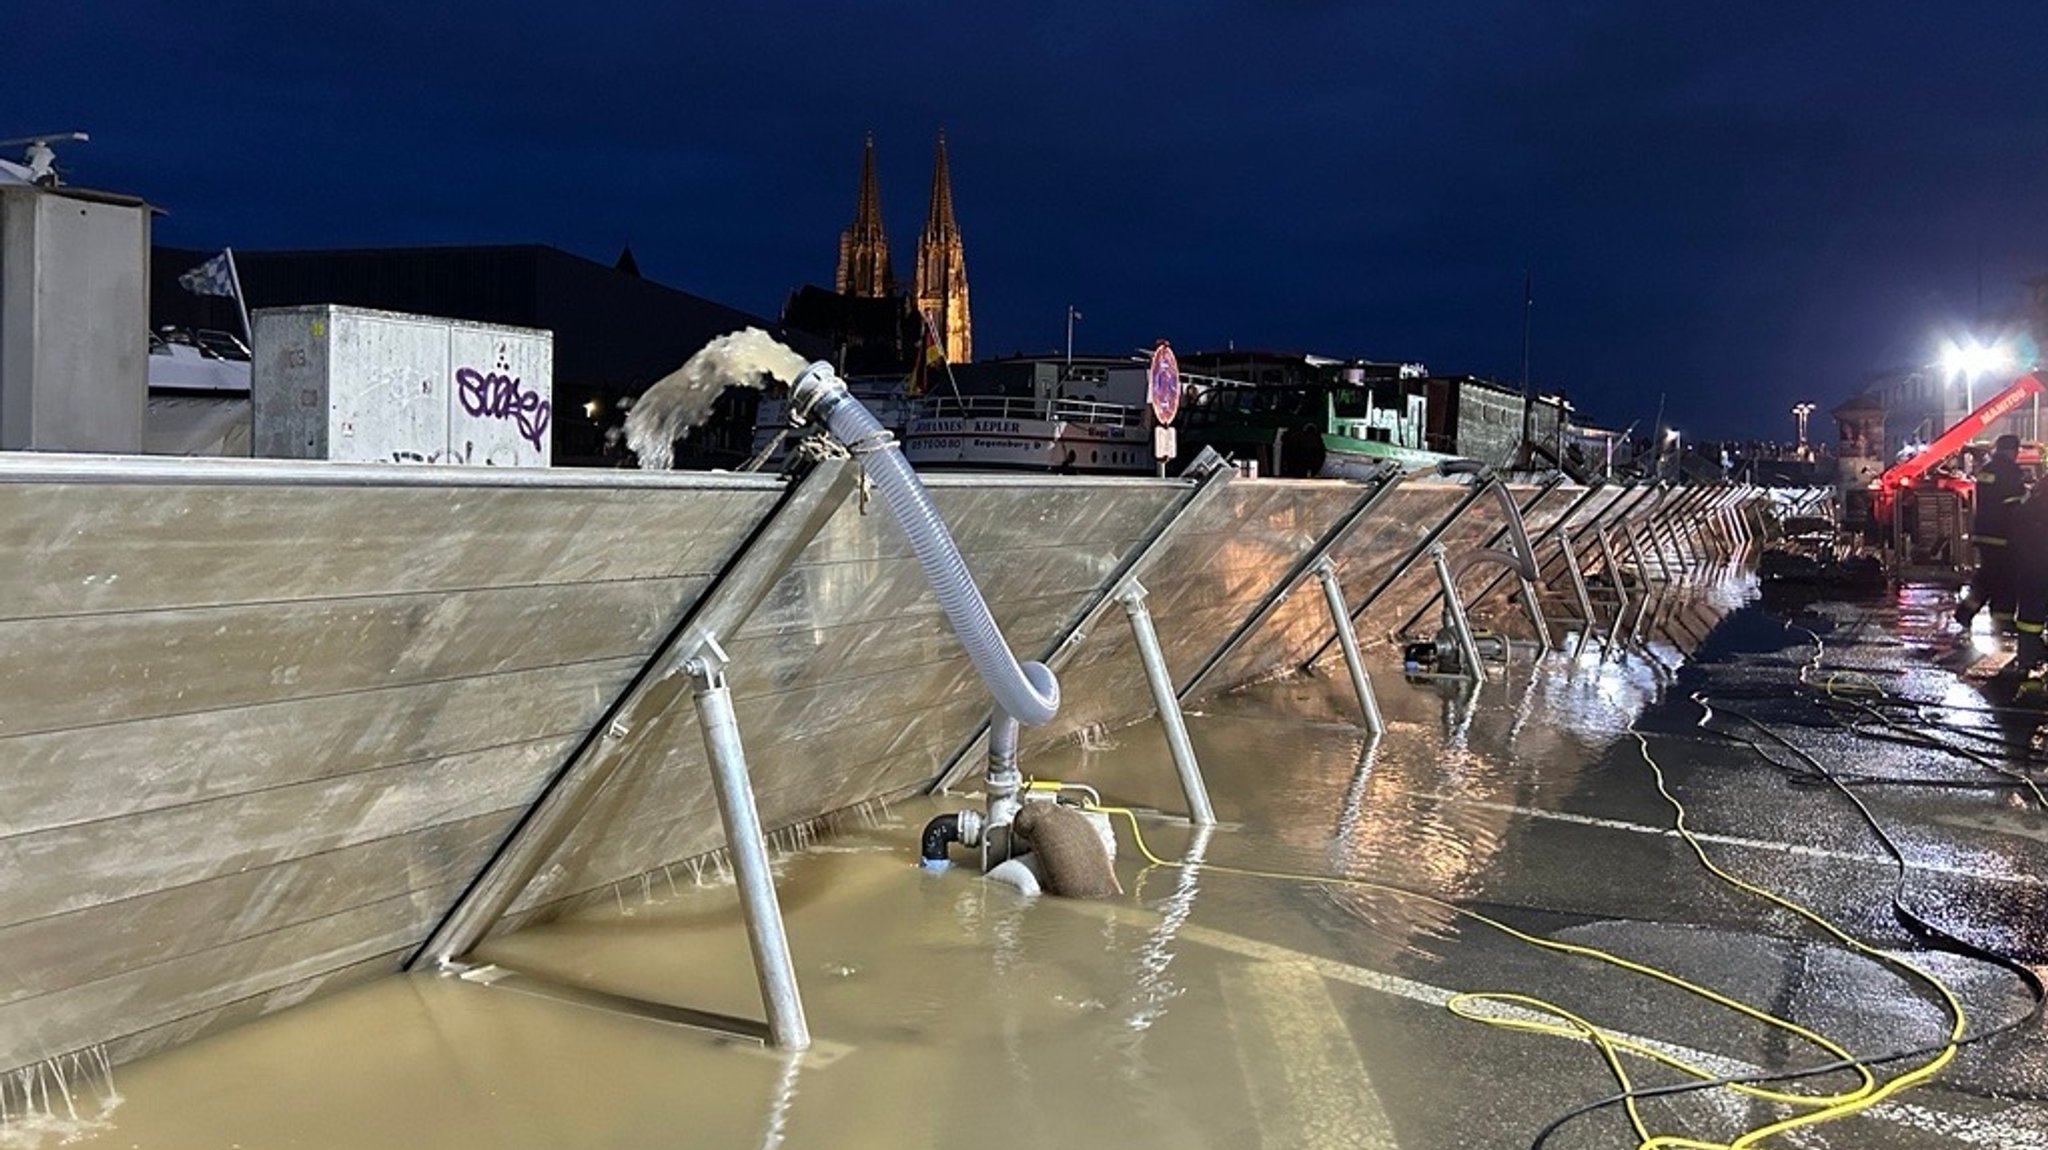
[1148,341,1182,426]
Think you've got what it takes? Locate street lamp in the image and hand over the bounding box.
[1792,402,1816,460]
[1664,427,1681,480]
[1938,337,2015,413]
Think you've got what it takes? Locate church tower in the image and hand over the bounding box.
[913,132,972,363]
[835,134,893,298]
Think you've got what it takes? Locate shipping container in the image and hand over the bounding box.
[252,304,553,466]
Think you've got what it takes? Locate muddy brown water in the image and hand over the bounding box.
[14,580,2048,1149]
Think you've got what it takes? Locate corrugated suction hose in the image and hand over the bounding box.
[790,364,1061,741]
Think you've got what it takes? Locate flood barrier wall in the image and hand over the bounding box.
[0,451,1802,1080]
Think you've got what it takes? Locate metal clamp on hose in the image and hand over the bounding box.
[788,362,849,426]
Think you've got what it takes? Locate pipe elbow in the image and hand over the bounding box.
[920,813,963,869]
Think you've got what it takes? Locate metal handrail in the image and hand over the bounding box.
[913,395,1145,427]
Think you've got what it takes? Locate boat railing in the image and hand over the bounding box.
[913,394,1145,427]
[153,326,251,362]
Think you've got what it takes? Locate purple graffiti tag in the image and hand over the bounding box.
[456,367,552,450]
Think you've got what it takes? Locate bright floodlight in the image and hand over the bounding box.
[1939,338,2015,381]
[1665,428,1681,442]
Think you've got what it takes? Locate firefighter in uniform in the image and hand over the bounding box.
[2012,478,2048,677]
[1958,434,2028,630]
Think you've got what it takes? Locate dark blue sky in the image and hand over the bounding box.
[11,1,2047,438]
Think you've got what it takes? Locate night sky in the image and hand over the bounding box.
[12,2,2047,439]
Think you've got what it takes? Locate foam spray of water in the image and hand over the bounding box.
[625,327,810,470]
[0,1046,119,1149]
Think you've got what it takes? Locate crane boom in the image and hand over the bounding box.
[1879,372,2044,489]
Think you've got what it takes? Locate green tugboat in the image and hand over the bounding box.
[1175,354,1451,477]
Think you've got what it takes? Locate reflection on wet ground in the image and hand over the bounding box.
[20,574,2048,1150]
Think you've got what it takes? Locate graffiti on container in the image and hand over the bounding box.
[390,440,515,467]
[455,367,551,449]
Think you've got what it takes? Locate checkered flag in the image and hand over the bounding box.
[178,251,237,298]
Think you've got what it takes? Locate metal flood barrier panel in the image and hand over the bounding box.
[1010,478,1368,757]
[489,474,1189,932]
[0,454,790,1079]
[0,450,1775,1082]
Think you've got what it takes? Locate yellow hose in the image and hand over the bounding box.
[1062,725,1968,1149]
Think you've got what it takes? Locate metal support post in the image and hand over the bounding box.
[1718,492,1747,555]
[1431,544,1486,682]
[1661,516,1692,582]
[1181,465,1404,702]
[1625,530,1661,641]
[1313,558,1385,736]
[1693,496,1725,559]
[1520,568,1554,654]
[1685,508,1713,561]
[1613,488,1668,576]
[1394,476,1570,640]
[1119,580,1216,826]
[1594,525,1629,604]
[1592,526,1632,655]
[411,461,857,972]
[687,637,810,1052]
[1728,490,1754,545]
[1671,494,1706,559]
[1557,525,1599,633]
[1300,479,1493,671]
[1665,514,1696,573]
[1632,519,1673,583]
[1662,493,1695,556]
[1678,489,1723,558]
[931,455,1239,794]
[1640,494,1684,571]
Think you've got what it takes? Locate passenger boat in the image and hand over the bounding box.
[751,376,1152,474]
[900,394,1150,473]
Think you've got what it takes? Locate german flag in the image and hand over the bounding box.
[908,313,944,396]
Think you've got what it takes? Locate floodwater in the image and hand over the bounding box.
[14,573,2048,1150]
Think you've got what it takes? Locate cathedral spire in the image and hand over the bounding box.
[914,131,972,363]
[925,130,958,241]
[836,133,893,298]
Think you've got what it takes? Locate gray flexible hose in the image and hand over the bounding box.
[794,365,1060,728]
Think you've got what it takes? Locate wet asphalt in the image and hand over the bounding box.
[1066,574,2048,1150]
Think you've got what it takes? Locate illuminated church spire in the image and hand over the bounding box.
[835,133,893,298]
[913,131,972,363]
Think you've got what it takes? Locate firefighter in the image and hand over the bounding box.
[2013,479,2048,676]
[1957,434,2028,629]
